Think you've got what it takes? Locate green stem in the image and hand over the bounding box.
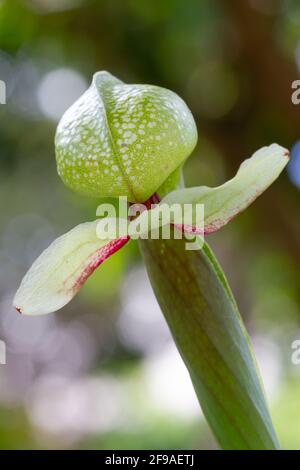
[139,233,279,449]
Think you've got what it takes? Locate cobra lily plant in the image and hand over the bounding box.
[14,72,289,450]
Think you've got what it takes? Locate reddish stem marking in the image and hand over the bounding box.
[74,194,161,292]
[72,235,130,291]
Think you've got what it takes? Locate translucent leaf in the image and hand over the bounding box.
[163,143,289,233]
[14,221,129,316]
[133,144,289,236]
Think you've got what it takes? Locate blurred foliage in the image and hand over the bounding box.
[0,0,300,450]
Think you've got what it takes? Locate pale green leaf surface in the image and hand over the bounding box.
[134,144,289,236]
[163,143,289,232]
[14,220,128,316]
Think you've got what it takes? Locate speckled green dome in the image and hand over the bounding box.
[55,71,197,202]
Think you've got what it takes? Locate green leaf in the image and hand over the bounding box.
[163,143,289,232]
[134,144,289,236]
[14,220,129,315]
[139,234,279,449]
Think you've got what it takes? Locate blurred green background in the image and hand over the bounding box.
[0,0,300,450]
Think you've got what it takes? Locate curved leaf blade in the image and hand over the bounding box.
[164,143,289,233]
[14,221,129,316]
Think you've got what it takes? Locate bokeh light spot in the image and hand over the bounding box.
[287,141,300,188]
[37,68,87,121]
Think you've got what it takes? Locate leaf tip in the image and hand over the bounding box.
[15,305,23,315]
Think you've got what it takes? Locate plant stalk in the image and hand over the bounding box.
[139,232,279,449]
